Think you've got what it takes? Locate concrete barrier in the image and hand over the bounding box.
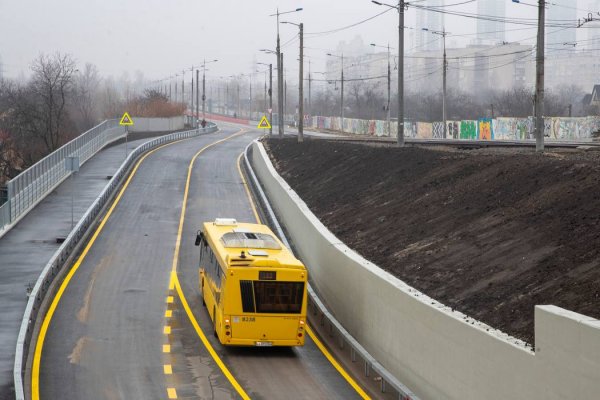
[129,116,185,132]
[250,140,600,400]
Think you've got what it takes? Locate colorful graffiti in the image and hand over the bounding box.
[460,120,478,140]
[417,122,433,139]
[478,118,493,140]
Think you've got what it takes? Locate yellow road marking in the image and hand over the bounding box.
[167,387,178,399]
[235,149,371,399]
[173,274,251,400]
[163,364,173,375]
[306,326,371,400]
[166,296,174,303]
[163,326,171,335]
[163,344,171,353]
[163,128,252,399]
[165,310,172,318]
[237,152,261,223]
[30,135,202,400]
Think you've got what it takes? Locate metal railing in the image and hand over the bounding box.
[243,141,419,400]
[0,120,126,234]
[13,123,218,400]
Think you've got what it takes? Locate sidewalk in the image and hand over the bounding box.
[0,138,147,398]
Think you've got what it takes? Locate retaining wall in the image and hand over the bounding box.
[250,140,600,400]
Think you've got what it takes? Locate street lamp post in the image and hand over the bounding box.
[201,59,218,121]
[327,52,344,133]
[372,0,405,146]
[258,62,273,135]
[371,42,393,136]
[281,21,305,142]
[270,7,303,138]
[422,27,448,138]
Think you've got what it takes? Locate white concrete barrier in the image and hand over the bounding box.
[129,116,185,132]
[250,141,600,400]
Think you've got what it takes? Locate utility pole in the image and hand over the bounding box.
[269,64,273,134]
[535,0,545,152]
[277,10,283,137]
[196,69,199,124]
[442,29,447,139]
[341,54,344,133]
[398,1,405,146]
[308,60,312,117]
[191,71,194,123]
[491,103,495,119]
[202,60,207,119]
[182,70,185,104]
[298,22,304,142]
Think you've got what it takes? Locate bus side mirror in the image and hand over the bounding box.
[195,230,204,246]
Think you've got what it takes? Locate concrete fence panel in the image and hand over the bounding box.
[250,140,600,400]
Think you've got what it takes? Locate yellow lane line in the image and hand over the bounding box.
[165,128,252,399]
[163,325,171,335]
[236,150,372,400]
[165,310,172,318]
[173,273,250,399]
[30,135,198,400]
[167,387,178,399]
[164,364,173,375]
[306,326,370,400]
[163,344,171,353]
[167,296,174,303]
[236,152,262,223]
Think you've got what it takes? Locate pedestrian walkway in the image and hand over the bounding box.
[0,139,147,397]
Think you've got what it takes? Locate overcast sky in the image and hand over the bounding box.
[0,1,595,82]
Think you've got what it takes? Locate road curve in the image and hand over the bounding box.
[37,125,362,399]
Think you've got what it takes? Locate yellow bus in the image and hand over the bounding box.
[194,218,308,346]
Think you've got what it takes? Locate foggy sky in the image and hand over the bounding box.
[0,1,595,82]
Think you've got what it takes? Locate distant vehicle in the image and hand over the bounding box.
[195,218,308,346]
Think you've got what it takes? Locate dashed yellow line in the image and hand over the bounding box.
[166,296,174,304]
[30,135,203,400]
[236,149,371,400]
[165,309,172,318]
[163,325,171,335]
[164,364,173,375]
[167,387,178,399]
[172,273,251,400]
[162,344,171,353]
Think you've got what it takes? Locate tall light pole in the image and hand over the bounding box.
[535,0,545,152]
[281,21,305,142]
[422,27,448,138]
[327,52,344,133]
[201,59,218,120]
[258,62,273,135]
[371,42,393,136]
[270,7,303,138]
[372,0,405,146]
[196,69,199,123]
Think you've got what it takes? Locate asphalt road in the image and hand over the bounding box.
[39,125,361,399]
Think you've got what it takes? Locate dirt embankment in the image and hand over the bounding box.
[264,138,600,344]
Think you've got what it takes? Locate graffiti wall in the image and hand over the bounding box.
[307,115,600,141]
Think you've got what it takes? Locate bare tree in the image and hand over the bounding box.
[73,63,101,130]
[30,53,77,152]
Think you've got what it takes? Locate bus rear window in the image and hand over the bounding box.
[253,281,304,314]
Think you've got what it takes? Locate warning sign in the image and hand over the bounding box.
[257,116,271,129]
[119,112,134,126]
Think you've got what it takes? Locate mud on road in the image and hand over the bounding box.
[265,137,600,345]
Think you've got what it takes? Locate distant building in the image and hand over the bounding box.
[545,51,600,89]
[415,0,444,52]
[476,0,506,45]
[583,84,600,106]
[406,43,535,94]
[546,0,577,51]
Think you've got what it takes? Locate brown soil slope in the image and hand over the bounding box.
[265,138,600,345]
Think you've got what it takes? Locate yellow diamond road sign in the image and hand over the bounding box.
[119,112,134,126]
[257,116,271,129]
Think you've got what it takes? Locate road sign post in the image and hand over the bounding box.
[119,112,134,159]
[257,116,272,129]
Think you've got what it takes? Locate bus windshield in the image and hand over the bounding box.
[253,281,304,314]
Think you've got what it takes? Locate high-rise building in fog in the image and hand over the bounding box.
[476,0,506,44]
[415,1,444,52]
[584,1,600,55]
[546,0,577,49]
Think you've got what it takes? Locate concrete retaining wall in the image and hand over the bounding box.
[129,116,185,132]
[250,140,600,400]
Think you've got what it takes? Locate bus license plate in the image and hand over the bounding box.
[255,341,273,347]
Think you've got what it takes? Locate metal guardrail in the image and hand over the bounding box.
[13,123,218,400]
[242,141,419,400]
[0,119,126,234]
